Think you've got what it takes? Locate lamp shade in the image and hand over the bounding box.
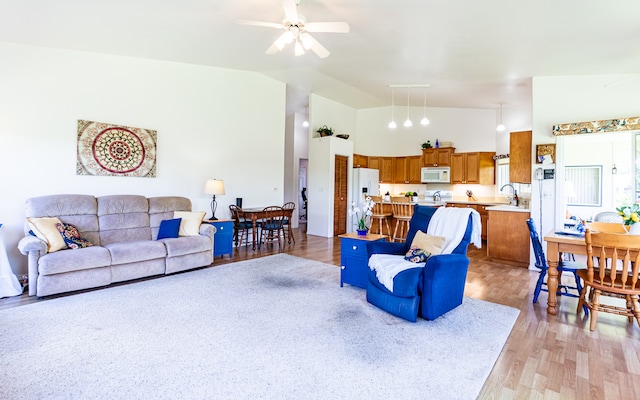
[204,179,225,195]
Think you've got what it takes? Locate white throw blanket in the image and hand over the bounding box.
[368,254,422,293]
[369,206,482,293]
[427,207,482,254]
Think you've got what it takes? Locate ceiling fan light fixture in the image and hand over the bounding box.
[294,40,305,56]
[300,33,313,49]
[283,31,294,44]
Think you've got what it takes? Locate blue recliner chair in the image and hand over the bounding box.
[366,205,473,322]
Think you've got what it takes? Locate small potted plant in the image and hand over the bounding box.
[316,125,334,137]
[421,141,432,149]
[349,196,375,235]
[384,191,390,202]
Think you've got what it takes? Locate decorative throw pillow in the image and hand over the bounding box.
[410,230,446,256]
[173,211,206,236]
[27,217,67,252]
[404,246,431,263]
[157,218,182,239]
[55,222,94,249]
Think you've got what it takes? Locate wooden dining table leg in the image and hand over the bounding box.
[546,241,560,315]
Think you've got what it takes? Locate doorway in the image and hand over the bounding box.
[333,155,348,235]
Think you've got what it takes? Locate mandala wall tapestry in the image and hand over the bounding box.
[77,120,157,178]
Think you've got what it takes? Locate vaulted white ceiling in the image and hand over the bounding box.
[1,0,638,113]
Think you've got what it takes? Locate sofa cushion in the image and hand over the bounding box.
[38,246,112,276]
[161,235,212,257]
[174,211,206,236]
[157,218,181,239]
[27,217,67,253]
[56,222,94,249]
[367,268,423,298]
[105,240,167,265]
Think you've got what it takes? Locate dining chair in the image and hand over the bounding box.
[229,205,254,247]
[586,221,627,234]
[578,229,640,331]
[391,202,413,243]
[259,206,285,249]
[390,196,410,203]
[526,218,587,312]
[370,196,392,237]
[282,201,296,244]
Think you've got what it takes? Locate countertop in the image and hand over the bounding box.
[379,198,530,212]
[485,205,531,213]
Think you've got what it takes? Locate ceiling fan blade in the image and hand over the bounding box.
[236,19,283,29]
[305,22,350,33]
[281,0,299,23]
[266,32,290,54]
[300,33,330,59]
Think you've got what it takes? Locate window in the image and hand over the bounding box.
[565,165,602,206]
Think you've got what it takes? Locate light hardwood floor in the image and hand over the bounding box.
[2,226,640,399]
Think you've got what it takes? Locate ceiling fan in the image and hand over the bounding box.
[236,0,350,58]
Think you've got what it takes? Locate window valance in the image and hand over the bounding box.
[552,116,640,136]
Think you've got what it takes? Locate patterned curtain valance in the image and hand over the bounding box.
[552,116,640,136]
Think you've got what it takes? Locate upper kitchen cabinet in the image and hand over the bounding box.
[422,147,454,167]
[368,156,394,183]
[393,155,422,184]
[451,152,496,184]
[509,130,532,183]
[353,153,368,168]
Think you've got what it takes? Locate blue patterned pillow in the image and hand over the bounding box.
[55,223,94,250]
[404,246,431,263]
[157,218,182,239]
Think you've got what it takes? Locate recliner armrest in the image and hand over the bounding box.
[367,241,409,258]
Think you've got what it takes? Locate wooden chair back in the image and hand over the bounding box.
[390,196,410,203]
[391,202,413,219]
[586,221,627,234]
[580,229,640,330]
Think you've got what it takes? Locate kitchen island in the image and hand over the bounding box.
[485,205,531,267]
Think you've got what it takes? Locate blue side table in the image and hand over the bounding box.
[338,232,386,288]
[206,219,233,258]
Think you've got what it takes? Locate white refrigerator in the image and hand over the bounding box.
[350,168,380,232]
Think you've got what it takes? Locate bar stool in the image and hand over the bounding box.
[370,196,392,237]
[392,202,413,242]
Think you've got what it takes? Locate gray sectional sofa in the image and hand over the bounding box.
[18,194,215,297]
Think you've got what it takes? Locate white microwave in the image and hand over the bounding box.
[421,167,451,183]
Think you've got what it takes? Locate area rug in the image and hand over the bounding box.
[0,254,519,400]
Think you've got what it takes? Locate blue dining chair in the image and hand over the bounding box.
[526,218,588,314]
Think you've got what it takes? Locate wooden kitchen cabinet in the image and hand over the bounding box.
[450,152,495,184]
[393,155,422,183]
[487,209,531,267]
[422,147,454,167]
[509,130,532,183]
[369,156,394,183]
[353,153,368,168]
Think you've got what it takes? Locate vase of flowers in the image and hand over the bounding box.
[350,196,375,235]
[617,203,640,234]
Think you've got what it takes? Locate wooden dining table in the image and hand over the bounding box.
[543,231,587,315]
[239,206,292,250]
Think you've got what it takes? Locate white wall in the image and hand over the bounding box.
[531,74,640,236]
[0,42,286,274]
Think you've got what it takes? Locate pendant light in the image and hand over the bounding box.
[403,87,413,127]
[496,102,506,132]
[420,87,430,126]
[388,88,397,129]
[302,104,309,127]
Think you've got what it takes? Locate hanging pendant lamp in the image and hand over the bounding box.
[403,88,412,127]
[420,87,430,126]
[388,88,397,129]
[496,102,506,132]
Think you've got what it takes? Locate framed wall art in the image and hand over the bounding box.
[76,120,157,177]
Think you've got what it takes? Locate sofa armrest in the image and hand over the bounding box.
[199,223,215,238]
[18,235,47,255]
[421,253,470,320]
[367,241,409,258]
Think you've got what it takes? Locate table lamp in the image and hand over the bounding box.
[204,179,225,220]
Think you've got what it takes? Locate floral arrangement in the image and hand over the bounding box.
[617,203,640,225]
[349,196,375,231]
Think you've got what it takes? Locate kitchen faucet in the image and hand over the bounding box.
[500,184,517,206]
[433,191,441,202]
